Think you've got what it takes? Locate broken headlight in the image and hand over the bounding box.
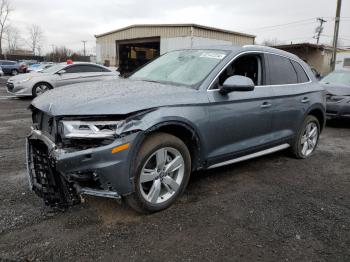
[60,120,122,139]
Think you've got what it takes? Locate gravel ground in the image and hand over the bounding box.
[0,79,349,262]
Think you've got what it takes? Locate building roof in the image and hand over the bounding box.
[95,23,255,38]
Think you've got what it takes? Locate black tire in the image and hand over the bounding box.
[32,83,52,98]
[11,69,18,76]
[125,132,191,214]
[291,115,320,159]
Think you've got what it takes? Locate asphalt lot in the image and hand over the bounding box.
[0,77,349,262]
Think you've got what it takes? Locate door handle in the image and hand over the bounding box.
[261,102,272,108]
[301,97,310,103]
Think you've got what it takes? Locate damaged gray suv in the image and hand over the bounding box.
[27,46,325,213]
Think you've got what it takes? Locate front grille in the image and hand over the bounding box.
[27,139,79,207]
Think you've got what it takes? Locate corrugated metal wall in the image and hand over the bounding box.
[193,27,253,46]
[96,25,254,65]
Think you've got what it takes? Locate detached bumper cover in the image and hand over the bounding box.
[26,128,139,207]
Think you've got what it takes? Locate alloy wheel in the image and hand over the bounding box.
[139,147,185,204]
[35,85,50,96]
[300,122,318,157]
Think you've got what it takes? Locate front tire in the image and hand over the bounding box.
[125,132,191,213]
[32,83,52,98]
[291,115,320,159]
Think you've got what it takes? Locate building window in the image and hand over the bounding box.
[344,58,350,67]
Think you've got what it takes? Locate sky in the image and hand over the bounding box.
[7,0,350,55]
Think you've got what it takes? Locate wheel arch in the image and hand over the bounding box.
[306,105,326,132]
[143,120,204,171]
[33,81,54,89]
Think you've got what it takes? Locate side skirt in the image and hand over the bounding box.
[208,143,290,169]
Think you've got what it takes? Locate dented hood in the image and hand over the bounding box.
[31,79,205,116]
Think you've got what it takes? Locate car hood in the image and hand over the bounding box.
[9,72,50,81]
[321,83,350,96]
[31,79,206,116]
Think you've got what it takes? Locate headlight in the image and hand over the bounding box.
[17,77,33,84]
[61,120,121,138]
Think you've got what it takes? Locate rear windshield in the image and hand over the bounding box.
[130,49,228,87]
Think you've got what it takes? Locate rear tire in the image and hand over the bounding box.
[125,132,191,214]
[32,83,52,98]
[291,115,320,159]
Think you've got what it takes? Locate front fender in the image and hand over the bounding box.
[118,106,208,171]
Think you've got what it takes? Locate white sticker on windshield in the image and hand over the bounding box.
[200,53,226,60]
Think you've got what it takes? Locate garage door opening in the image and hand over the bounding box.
[117,37,160,76]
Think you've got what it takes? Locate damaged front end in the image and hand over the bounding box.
[26,108,146,208]
[26,131,80,208]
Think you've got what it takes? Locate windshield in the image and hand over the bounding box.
[321,71,350,86]
[41,64,66,74]
[130,49,228,86]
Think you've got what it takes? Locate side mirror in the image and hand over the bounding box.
[57,69,66,75]
[219,75,255,95]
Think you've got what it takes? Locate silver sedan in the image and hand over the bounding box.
[6,62,119,97]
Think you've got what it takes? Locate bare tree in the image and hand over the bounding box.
[260,38,283,47]
[46,46,73,62]
[5,25,20,54]
[0,0,12,55]
[28,24,43,55]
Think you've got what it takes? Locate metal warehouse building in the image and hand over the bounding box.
[95,24,255,74]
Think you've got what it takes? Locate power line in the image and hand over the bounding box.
[253,21,316,33]
[245,18,316,31]
[321,34,350,41]
[246,16,350,32]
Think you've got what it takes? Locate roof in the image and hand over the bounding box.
[273,42,334,51]
[95,23,255,38]
[176,44,302,61]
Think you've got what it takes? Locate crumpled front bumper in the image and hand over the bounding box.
[26,128,140,207]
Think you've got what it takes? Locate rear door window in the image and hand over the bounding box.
[65,65,110,73]
[80,65,104,72]
[65,65,85,73]
[291,60,309,83]
[267,54,298,85]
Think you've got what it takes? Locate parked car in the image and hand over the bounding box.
[27,63,55,73]
[0,66,4,76]
[26,46,325,213]
[6,62,119,97]
[321,69,350,119]
[0,60,21,75]
[19,62,28,73]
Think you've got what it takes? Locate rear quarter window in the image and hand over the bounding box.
[267,54,298,85]
[291,60,309,83]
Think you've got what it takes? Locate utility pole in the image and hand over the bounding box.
[331,0,342,71]
[82,41,87,56]
[315,18,326,44]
